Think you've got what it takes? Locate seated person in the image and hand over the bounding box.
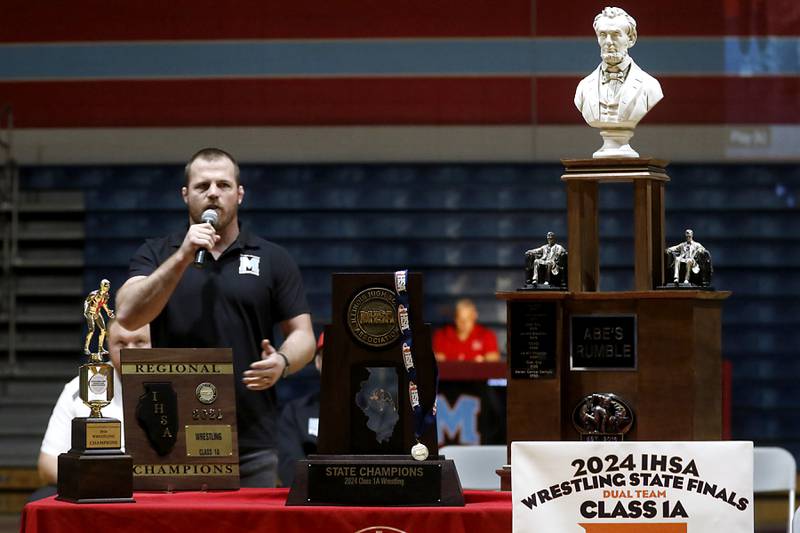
[37,320,150,487]
[277,333,323,487]
[525,231,567,287]
[665,229,712,286]
[432,299,499,362]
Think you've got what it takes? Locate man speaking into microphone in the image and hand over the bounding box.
[193,208,218,265]
[116,147,315,487]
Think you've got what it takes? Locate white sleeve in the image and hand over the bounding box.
[40,378,82,457]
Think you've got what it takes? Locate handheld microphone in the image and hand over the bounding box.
[193,209,219,267]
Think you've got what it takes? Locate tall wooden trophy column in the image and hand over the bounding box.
[498,158,730,463]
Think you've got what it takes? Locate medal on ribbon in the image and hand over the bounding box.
[394,270,438,461]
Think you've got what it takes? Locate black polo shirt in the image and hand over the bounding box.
[129,226,310,452]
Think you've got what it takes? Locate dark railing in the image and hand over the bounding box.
[0,106,18,370]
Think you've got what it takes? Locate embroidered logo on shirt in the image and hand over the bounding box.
[238,254,260,276]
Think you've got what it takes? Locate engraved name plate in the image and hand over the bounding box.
[510,301,557,379]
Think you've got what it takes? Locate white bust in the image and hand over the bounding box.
[574,7,663,158]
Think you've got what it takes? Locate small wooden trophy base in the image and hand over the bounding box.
[497,465,511,491]
[286,454,464,507]
[56,417,134,504]
[57,450,135,503]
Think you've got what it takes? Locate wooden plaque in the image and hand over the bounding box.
[317,273,438,456]
[120,348,239,491]
[289,273,463,506]
[509,300,558,379]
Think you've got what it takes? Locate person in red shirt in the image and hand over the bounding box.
[433,299,500,362]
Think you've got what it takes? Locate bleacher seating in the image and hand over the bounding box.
[10,161,800,465]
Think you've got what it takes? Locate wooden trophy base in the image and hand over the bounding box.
[56,416,134,503]
[498,465,511,491]
[57,450,134,503]
[286,454,464,507]
[499,290,728,444]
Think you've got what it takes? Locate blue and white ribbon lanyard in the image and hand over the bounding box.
[394,270,438,461]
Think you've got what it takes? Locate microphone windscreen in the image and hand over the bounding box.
[201,209,219,227]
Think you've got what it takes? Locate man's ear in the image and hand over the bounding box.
[238,185,244,205]
[181,186,188,205]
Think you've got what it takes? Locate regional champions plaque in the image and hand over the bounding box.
[121,348,239,491]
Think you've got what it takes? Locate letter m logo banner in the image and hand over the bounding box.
[436,394,480,445]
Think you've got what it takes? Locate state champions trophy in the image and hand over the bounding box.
[288,271,463,506]
[57,279,134,503]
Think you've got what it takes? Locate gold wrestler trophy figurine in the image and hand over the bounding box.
[81,279,114,416]
[83,278,113,355]
[57,279,134,503]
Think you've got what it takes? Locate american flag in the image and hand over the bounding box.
[0,0,798,163]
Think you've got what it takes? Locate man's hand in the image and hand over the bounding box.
[242,339,287,391]
[178,222,220,262]
[116,223,221,331]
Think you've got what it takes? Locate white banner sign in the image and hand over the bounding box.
[512,441,753,533]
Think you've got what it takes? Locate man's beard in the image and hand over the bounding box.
[602,50,626,66]
[191,205,231,229]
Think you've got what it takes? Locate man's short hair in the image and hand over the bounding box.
[593,6,637,44]
[184,147,240,185]
[455,298,477,313]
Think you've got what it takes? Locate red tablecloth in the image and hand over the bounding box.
[20,488,511,533]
